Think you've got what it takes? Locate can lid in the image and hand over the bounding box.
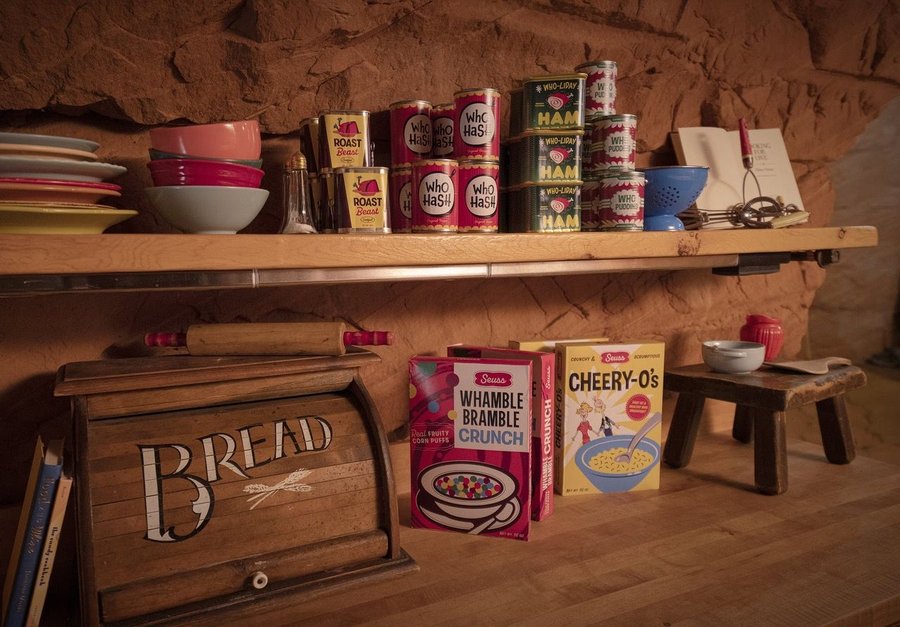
[320,110,371,116]
[587,113,637,123]
[284,151,307,171]
[389,99,432,109]
[458,158,501,169]
[575,60,617,70]
[454,87,501,97]
[334,166,389,174]
[299,117,319,127]
[432,102,455,111]
[515,129,585,139]
[522,72,588,83]
[411,158,459,167]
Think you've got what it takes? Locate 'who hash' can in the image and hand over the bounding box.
[453,88,500,161]
[598,170,644,231]
[575,60,617,117]
[390,100,432,167]
[458,159,500,233]
[431,103,455,158]
[389,167,413,233]
[412,159,458,233]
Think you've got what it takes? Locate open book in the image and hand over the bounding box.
[671,127,806,219]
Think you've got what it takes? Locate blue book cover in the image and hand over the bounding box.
[3,439,63,627]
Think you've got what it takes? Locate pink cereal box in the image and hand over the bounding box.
[447,345,554,521]
[409,356,532,541]
[554,341,665,495]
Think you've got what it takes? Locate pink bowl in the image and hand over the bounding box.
[147,159,264,188]
[149,120,261,160]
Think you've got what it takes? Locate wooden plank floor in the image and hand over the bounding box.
[191,433,900,626]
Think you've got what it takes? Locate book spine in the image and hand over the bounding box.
[3,465,61,627]
[25,475,72,627]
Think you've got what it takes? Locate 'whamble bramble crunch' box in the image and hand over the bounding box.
[554,341,665,495]
[447,345,555,521]
[409,356,533,540]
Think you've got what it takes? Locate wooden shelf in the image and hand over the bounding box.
[0,226,878,294]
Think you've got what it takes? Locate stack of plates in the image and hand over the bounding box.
[0,132,137,233]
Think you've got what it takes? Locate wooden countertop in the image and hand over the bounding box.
[185,433,900,625]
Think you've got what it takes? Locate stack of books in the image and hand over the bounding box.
[2,437,73,627]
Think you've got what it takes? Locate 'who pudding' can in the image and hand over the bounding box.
[598,170,644,231]
[453,88,500,161]
[575,60,617,117]
[389,100,432,167]
[389,167,413,233]
[334,166,391,233]
[431,102,455,157]
[319,110,372,169]
[588,114,637,172]
[580,175,601,231]
[458,159,500,233]
[412,159,458,233]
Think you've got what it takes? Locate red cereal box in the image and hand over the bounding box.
[409,356,532,541]
[447,345,554,521]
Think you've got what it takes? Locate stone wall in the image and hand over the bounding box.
[1,0,899,506]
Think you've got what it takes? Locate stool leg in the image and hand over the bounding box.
[816,394,856,464]
[753,409,788,495]
[732,405,753,443]
[664,392,705,468]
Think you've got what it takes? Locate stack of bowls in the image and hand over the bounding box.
[0,131,136,233]
[145,121,269,234]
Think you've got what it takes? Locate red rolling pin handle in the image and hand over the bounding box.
[738,118,753,170]
[145,331,188,347]
[342,330,394,347]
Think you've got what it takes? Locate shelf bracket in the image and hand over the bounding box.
[712,252,792,276]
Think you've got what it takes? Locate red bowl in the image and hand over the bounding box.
[147,159,264,188]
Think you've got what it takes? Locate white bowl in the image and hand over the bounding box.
[145,186,269,234]
[702,340,765,374]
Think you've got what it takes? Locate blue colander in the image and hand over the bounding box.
[642,166,709,231]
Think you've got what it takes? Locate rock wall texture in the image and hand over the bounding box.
[1,0,899,509]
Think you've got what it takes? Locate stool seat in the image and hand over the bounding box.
[663,364,866,495]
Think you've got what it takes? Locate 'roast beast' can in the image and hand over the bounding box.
[319,110,372,169]
[505,182,581,233]
[390,167,413,233]
[575,60,617,117]
[588,114,637,172]
[458,159,500,233]
[507,130,583,186]
[390,100,432,167]
[412,159,458,233]
[598,170,644,231]
[334,166,390,233]
[431,103,455,157]
[453,88,500,162]
[299,117,321,173]
[520,74,586,131]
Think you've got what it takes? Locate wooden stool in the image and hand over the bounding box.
[663,364,866,495]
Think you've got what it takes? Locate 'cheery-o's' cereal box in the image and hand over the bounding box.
[409,356,532,541]
[554,341,664,495]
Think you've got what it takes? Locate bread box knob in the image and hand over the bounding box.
[250,571,269,590]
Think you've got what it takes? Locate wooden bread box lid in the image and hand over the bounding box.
[55,351,415,625]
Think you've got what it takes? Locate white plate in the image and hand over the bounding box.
[0,132,99,153]
[0,156,127,182]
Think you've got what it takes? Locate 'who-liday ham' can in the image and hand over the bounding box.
[412,159,458,233]
[334,166,391,233]
[390,167,413,233]
[453,88,500,161]
[389,100,432,167]
[431,102,455,158]
[319,110,372,169]
[575,60,617,117]
[458,159,500,233]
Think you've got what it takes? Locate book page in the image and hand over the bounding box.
[746,128,805,211]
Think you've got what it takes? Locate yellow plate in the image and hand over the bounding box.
[0,204,138,234]
[0,143,99,161]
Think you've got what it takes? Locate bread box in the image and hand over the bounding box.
[54,351,414,625]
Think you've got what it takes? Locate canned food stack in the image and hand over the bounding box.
[505,74,586,233]
[577,60,645,232]
[390,89,502,234]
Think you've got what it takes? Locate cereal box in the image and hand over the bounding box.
[554,341,664,495]
[409,356,532,540]
[447,345,555,521]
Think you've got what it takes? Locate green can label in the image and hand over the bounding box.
[522,74,586,130]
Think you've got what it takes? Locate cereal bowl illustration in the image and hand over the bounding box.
[417,461,520,534]
[574,435,660,492]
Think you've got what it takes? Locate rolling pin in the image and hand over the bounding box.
[144,322,393,356]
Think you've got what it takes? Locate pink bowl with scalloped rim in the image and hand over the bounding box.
[147,159,264,188]
[149,120,261,160]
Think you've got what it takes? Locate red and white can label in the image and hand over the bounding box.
[431,103,455,157]
[390,100,432,166]
[412,159,458,232]
[390,168,413,233]
[453,88,500,161]
[580,177,601,231]
[599,171,644,231]
[589,114,637,171]
[458,160,499,232]
[576,60,617,117]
